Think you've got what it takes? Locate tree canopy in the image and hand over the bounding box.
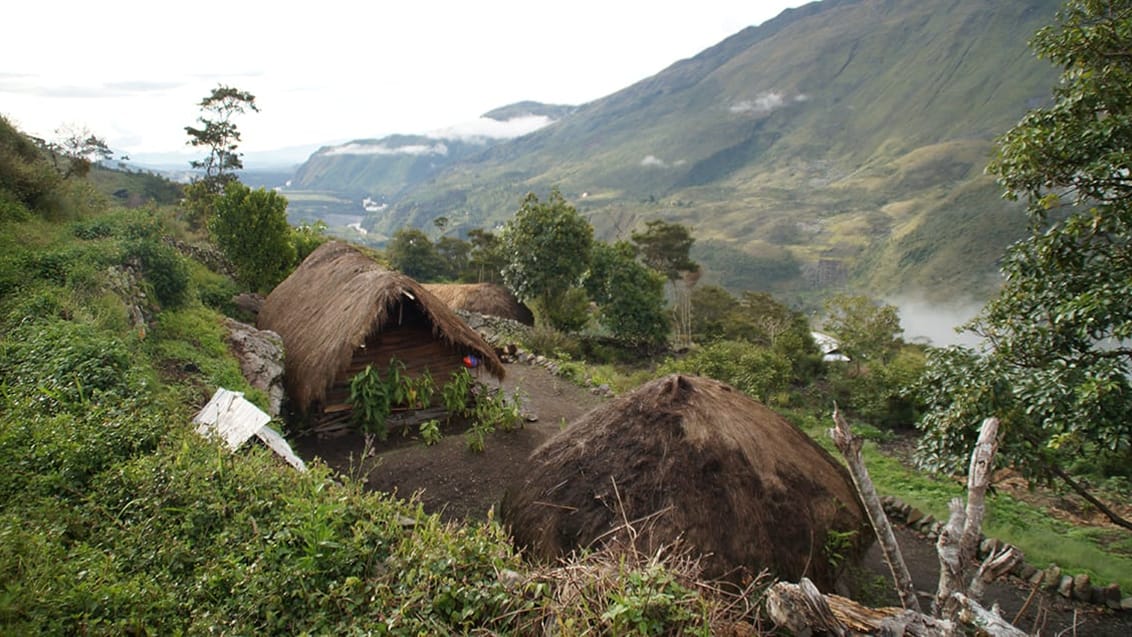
[501,189,593,328]
[585,241,669,348]
[916,0,1132,509]
[209,181,295,292]
[185,85,258,193]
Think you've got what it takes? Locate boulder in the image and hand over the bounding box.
[224,317,285,417]
[1071,573,1092,602]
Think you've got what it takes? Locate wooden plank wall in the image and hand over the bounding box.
[315,316,470,426]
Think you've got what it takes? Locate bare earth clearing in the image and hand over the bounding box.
[295,362,1131,635]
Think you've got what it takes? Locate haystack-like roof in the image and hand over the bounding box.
[501,374,870,588]
[258,241,504,413]
[423,283,534,326]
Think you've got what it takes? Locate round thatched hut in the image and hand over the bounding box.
[501,374,871,589]
[423,283,535,326]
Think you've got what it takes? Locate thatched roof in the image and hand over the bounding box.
[423,283,535,326]
[501,374,871,589]
[258,241,504,413]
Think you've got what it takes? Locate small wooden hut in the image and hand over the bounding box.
[423,283,535,326]
[258,241,504,427]
[501,374,871,589]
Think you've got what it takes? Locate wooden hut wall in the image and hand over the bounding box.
[317,303,469,421]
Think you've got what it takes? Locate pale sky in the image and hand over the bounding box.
[2,1,812,160]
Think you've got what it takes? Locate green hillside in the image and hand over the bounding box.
[292,0,1060,303]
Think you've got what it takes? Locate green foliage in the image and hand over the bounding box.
[441,368,474,420]
[0,115,61,211]
[822,294,904,371]
[830,345,926,429]
[387,227,445,280]
[631,219,698,282]
[522,324,582,359]
[435,235,470,280]
[419,419,442,446]
[659,340,793,403]
[125,238,190,309]
[290,220,328,264]
[209,181,296,292]
[501,189,594,328]
[349,364,392,439]
[921,0,1132,485]
[464,228,507,284]
[185,84,259,194]
[585,241,670,348]
[45,124,112,180]
[538,287,592,334]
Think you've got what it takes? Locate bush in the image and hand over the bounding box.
[658,340,793,403]
[125,239,190,309]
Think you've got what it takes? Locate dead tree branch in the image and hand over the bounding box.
[830,404,922,613]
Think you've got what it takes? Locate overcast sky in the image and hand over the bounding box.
[2,1,812,158]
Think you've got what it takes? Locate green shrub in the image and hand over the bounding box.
[125,239,190,309]
[658,340,793,403]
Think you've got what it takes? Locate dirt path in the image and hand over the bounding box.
[295,362,607,521]
[295,362,1130,634]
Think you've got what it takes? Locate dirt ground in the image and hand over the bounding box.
[295,361,1131,635]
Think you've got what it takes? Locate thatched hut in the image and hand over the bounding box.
[501,374,871,589]
[423,283,535,326]
[258,241,504,426]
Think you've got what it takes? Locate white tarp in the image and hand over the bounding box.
[193,388,306,471]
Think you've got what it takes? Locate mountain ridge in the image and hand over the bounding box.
[289,0,1062,303]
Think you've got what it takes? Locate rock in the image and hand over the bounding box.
[1099,583,1121,610]
[898,503,912,520]
[1121,596,1132,611]
[881,495,895,509]
[1057,575,1074,598]
[1018,563,1038,581]
[1028,569,1045,587]
[223,318,286,417]
[906,508,925,525]
[917,514,936,533]
[1071,573,1092,602]
[232,292,264,316]
[1041,564,1062,590]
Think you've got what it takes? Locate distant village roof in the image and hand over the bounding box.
[423,283,535,326]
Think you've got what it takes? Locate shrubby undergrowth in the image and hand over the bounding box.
[0,132,756,634]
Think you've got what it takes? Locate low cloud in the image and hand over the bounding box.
[729,91,808,115]
[641,155,667,167]
[427,115,553,141]
[322,142,449,157]
[0,77,184,98]
[888,296,986,348]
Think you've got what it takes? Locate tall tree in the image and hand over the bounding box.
[209,181,295,292]
[185,85,258,193]
[465,229,506,283]
[47,124,112,179]
[917,0,1132,529]
[822,294,903,372]
[631,220,699,347]
[387,228,445,281]
[501,189,594,329]
[585,241,669,348]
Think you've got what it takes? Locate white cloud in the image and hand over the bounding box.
[729,91,787,114]
[427,115,554,141]
[641,155,667,167]
[322,142,449,157]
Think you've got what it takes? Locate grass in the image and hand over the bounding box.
[858,434,1132,594]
